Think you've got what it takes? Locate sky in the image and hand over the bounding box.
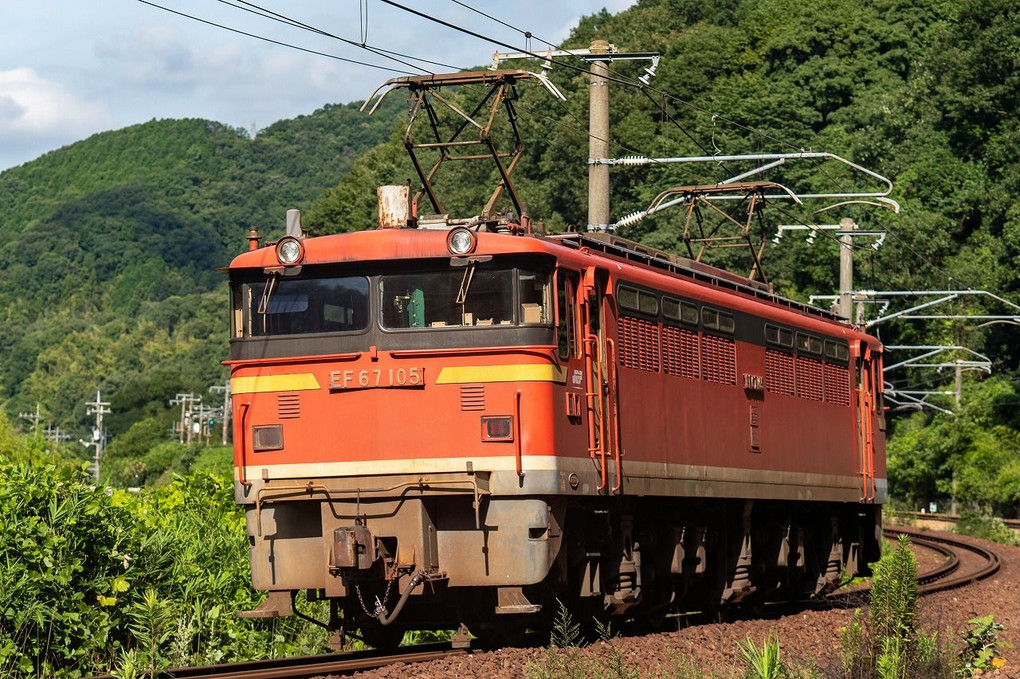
[0,0,635,172]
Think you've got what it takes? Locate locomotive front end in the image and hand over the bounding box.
[227,224,575,644]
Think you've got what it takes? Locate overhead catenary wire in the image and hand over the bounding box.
[152,1,969,297]
[223,0,435,74]
[136,0,410,74]
[450,0,556,49]
[381,0,875,201]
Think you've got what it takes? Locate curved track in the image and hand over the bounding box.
[85,642,467,679]
[885,525,1001,594]
[87,527,1003,679]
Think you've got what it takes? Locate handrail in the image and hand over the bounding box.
[514,390,524,478]
[236,402,251,489]
[584,335,607,492]
[606,339,623,494]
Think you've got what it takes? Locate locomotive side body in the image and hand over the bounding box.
[228,226,885,643]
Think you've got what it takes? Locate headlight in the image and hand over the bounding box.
[447,228,477,256]
[276,237,304,265]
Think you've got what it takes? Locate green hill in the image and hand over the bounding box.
[0,100,401,440]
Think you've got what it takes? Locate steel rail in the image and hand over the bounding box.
[823,526,999,610]
[83,642,467,679]
[885,525,1001,594]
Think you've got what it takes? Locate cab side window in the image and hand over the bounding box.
[557,271,580,360]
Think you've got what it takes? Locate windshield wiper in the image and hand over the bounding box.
[257,274,278,317]
[456,261,476,305]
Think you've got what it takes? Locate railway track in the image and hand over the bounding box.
[884,525,1001,594]
[87,527,1002,679]
[85,642,468,679]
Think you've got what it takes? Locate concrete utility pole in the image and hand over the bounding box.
[18,403,41,435]
[838,218,855,321]
[955,360,964,408]
[210,380,232,445]
[588,40,611,232]
[169,393,201,444]
[490,42,657,232]
[82,391,111,484]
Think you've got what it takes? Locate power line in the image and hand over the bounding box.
[136,0,410,74]
[381,0,863,194]
[449,0,556,50]
[228,0,436,74]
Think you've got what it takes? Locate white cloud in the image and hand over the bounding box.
[0,68,113,170]
[0,67,111,136]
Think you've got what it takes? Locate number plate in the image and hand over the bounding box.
[329,367,425,391]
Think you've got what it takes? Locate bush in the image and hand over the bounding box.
[0,459,329,678]
[0,460,132,677]
[955,510,1020,546]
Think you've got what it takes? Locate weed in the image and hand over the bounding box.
[551,599,584,648]
[738,634,790,679]
[959,615,1011,675]
[869,535,917,655]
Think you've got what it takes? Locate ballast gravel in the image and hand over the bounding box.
[349,529,1020,678]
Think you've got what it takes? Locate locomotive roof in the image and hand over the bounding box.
[230,226,852,330]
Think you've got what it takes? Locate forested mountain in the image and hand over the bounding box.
[0,99,401,441]
[0,0,1017,507]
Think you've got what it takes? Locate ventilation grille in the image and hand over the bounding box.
[796,357,824,401]
[662,325,700,379]
[619,315,660,372]
[277,393,301,419]
[765,349,796,395]
[702,335,736,385]
[824,363,850,405]
[460,385,485,411]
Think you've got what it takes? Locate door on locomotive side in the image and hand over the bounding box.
[578,266,622,494]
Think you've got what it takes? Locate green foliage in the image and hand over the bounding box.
[955,510,1020,546]
[887,377,1020,516]
[739,635,791,679]
[550,599,583,648]
[840,609,868,678]
[0,449,330,678]
[837,537,955,678]
[0,455,132,677]
[958,615,1010,675]
[869,535,918,659]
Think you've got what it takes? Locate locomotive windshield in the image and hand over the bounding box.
[380,267,550,329]
[238,275,370,337]
[231,265,550,339]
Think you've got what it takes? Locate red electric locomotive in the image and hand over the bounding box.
[227,71,885,647]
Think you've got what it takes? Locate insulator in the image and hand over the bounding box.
[615,211,647,228]
[617,156,649,166]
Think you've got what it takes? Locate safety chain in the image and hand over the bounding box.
[354,576,397,620]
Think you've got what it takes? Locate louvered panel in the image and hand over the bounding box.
[702,335,736,385]
[661,326,681,375]
[824,363,850,405]
[662,326,700,379]
[277,393,301,419]
[460,385,485,411]
[679,327,700,380]
[619,315,660,373]
[796,357,824,401]
[765,349,796,395]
